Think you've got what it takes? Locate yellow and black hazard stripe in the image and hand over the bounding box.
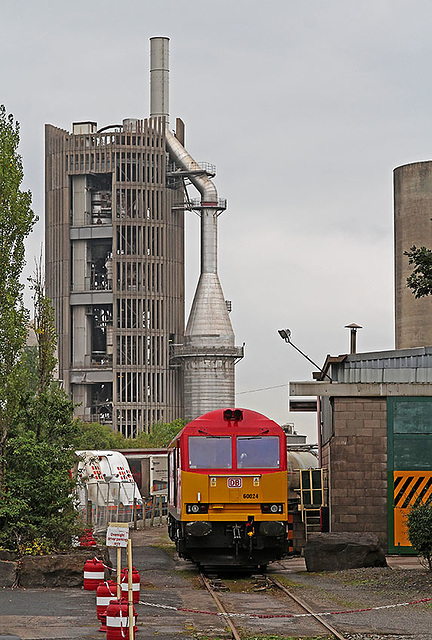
[393,471,432,547]
[394,472,432,509]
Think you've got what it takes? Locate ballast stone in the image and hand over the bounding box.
[304,532,387,572]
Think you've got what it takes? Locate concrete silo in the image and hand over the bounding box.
[394,161,432,349]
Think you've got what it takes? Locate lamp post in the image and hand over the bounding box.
[278,329,331,382]
[278,329,327,466]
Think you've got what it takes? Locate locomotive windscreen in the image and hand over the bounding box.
[189,436,232,469]
[237,436,280,469]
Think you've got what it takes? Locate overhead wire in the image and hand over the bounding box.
[235,384,288,396]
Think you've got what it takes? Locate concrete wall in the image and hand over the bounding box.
[322,396,388,547]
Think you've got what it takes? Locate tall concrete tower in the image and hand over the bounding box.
[45,117,185,436]
[149,37,244,419]
[394,161,432,349]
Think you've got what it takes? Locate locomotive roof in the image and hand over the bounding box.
[168,408,283,447]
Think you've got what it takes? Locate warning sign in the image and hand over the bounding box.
[106,522,129,547]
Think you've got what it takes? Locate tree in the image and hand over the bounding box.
[404,245,432,298]
[0,286,81,552]
[0,237,81,552]
[0,105,37,493]
[29,254,57,396]
[73,418,186,450]
[73,420,127,450]
[0,400,79,552]
[406,499,432,570]
[132,419,186,447]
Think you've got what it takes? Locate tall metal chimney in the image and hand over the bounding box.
[150,36,169,121]
[150,37,243,419]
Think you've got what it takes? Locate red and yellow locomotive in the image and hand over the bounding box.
[167,408,290,570]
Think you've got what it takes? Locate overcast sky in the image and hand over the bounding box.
[3,0,432,441]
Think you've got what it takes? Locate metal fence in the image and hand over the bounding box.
[76,482,167,534]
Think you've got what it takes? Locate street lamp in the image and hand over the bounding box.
[278,329,332,382]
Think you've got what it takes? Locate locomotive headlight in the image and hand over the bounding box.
[186,503,209,514]
[261,503,283,514]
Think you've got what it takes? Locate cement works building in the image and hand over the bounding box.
[45,117,185,436]
[45,37,243,436]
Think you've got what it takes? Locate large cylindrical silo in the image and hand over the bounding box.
[394,161,432,349]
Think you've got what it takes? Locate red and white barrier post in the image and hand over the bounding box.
[105,522,134,639]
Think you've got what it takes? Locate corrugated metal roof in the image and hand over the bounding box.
[330,347,432,384]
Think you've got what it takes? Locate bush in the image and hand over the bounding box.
[73,420,127,450]
[406,499,432,570]
[0,384,82,553]
[73,418,186,450]
[0,428,81,552]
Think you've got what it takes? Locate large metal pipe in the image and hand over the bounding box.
[166,128,233,344]
[165,129,218,274]
[150,36,243,417]
[150,37,170,121]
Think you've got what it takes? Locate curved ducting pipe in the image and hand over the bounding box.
[165,128,217,202]
[166,127,233,344]
[165,128,218,275]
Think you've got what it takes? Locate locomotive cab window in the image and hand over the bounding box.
[188,436,232,469]
[237,436,280,469]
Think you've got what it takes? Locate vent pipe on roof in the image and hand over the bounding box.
[345,323,362,354]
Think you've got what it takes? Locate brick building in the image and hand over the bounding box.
[290,347,432,552]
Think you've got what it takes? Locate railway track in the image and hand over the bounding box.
[200,571,347,640]
[268,575,347,640]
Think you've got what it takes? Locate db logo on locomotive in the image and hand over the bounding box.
[227,477,242,488]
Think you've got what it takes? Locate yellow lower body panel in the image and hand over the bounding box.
[180,469,288,522]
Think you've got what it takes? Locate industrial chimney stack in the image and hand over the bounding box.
[150,37,243,419]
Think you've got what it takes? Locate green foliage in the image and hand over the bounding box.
[73,420,127,450]
[406,499,432,570]
[404,244,432,298]
[20,345,39,395]
[0,105,37,491]
[123,419,186,448]
[29,256,57,394]
[19,537,55,556]
[73,418,186,450]
[0,419,80,552]
[0,381,82,551]
[0,106,82,554]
